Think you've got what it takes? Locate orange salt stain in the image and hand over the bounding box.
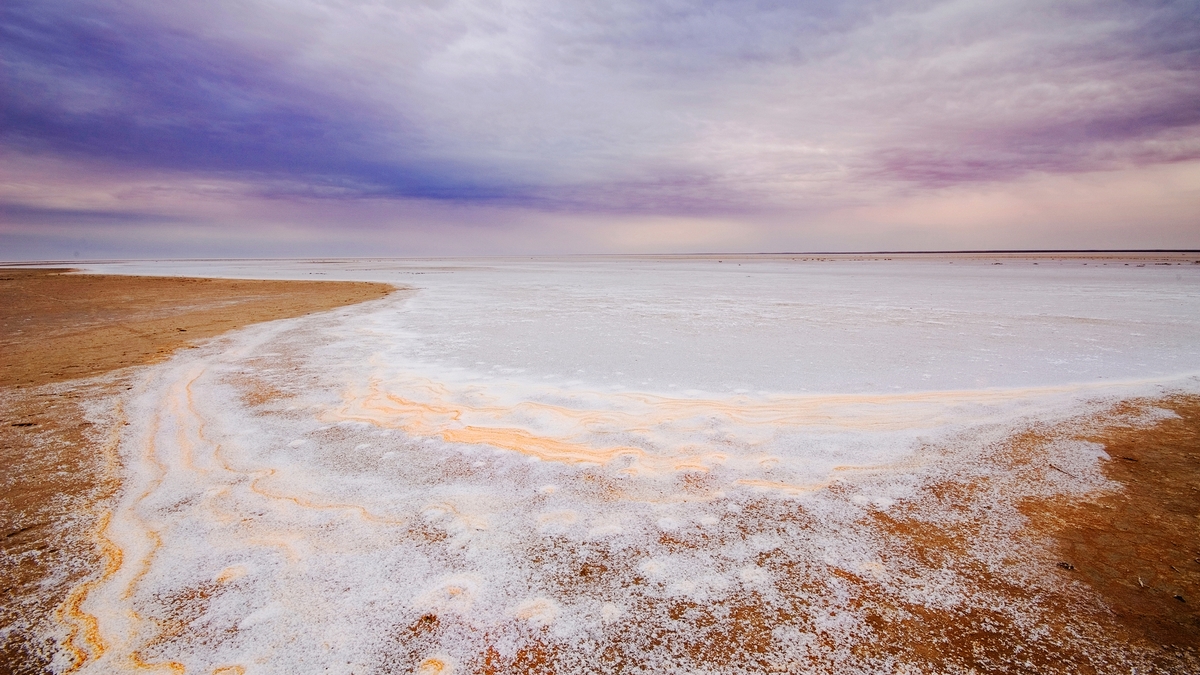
[335,377,1105,443]
[417,656,453,674]
[246,533,304,562]
[215,565,247,584]
[511,597,559,625]
[830,456,924,474]
[672,453,724,472]
[212,667,246,675]
[182,368,219,475]
[174,376,198,472]
[57,399,128,673]
[123,529,164,600]
[735,478,830,495]
[442,425,642,465]
[123,396,171,599]
[111,404,178,666]
[203,486,241,524]
[57,512,124,672]
[324,377,1088,481]
[248,469,407,526]
[422,501,488,530]
[323,379,465,435]
[130,650,186,673]
[209,422,245,475]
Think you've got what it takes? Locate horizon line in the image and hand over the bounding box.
[3,249,1200,266]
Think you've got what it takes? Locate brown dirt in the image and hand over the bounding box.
[1024,397,1200,651]
[0,268,392,388]
[0,269,394,674]
[825,398,1200,674]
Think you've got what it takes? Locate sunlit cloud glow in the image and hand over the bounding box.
[3,0,1198,256]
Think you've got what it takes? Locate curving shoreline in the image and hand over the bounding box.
[0,269,394,673]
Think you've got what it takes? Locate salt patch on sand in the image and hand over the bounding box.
[61,257,1200,673]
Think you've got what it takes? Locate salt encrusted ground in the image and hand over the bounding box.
[0,269,392,673]
[5,256,1198,673]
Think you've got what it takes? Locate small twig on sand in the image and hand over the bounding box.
[1048,463,1077,478]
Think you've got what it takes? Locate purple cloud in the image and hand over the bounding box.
[2,0,1198,254]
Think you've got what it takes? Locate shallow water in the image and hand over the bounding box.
[62,256,1200,673]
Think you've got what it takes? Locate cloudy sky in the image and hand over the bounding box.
[3,0,1198,257]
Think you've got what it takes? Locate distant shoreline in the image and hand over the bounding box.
[3,250,1200,267]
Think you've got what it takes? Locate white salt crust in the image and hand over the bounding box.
[59,258,1200,673]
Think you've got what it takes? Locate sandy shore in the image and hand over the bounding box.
[853,397,1200,671]
[0,269,393,388]
[1,267,1197,673]
[0,269,393,673]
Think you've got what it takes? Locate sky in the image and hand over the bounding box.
[2,0,1199,258]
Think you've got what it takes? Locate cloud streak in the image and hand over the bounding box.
[2,0,1198,254]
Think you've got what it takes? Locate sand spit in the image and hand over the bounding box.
[0,269,394,389]
[0,269,393,673]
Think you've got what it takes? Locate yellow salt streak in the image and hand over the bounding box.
[735,478,831,496]
[322,376,1087,477]
[61,366,417,673]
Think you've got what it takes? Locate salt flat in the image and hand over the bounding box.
[55,255,1200,673]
